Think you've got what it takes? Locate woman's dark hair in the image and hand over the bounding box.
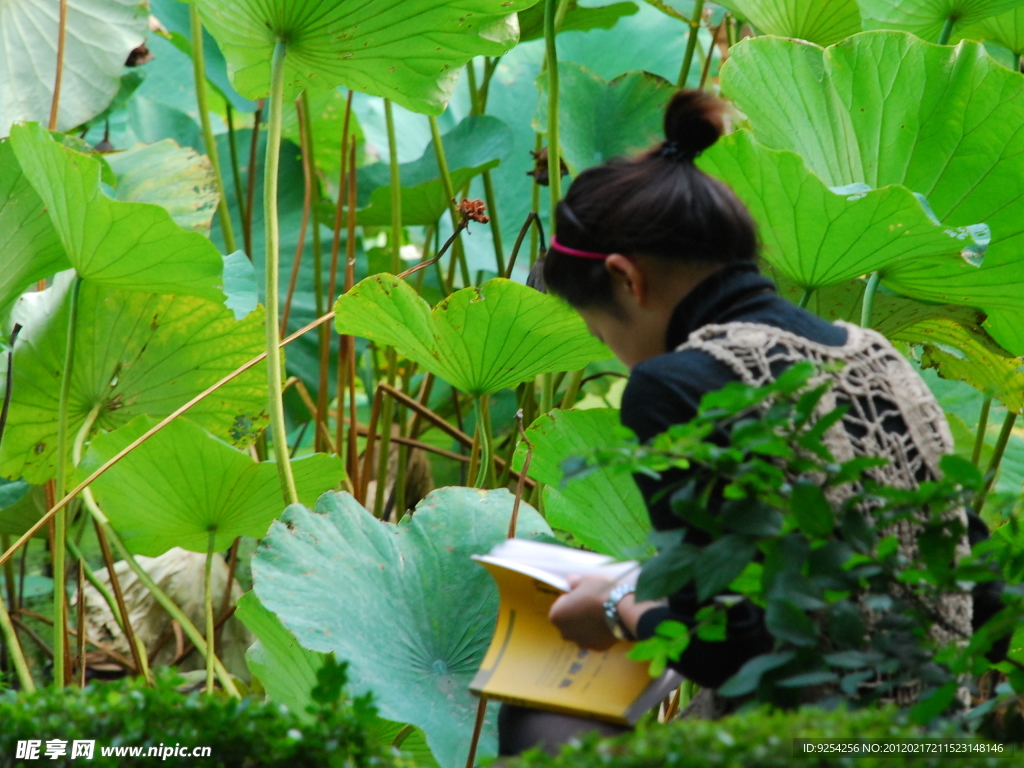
[542,90,758,309]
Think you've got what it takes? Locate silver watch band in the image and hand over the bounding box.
[603,581,637,641]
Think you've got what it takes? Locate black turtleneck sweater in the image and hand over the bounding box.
[620,261,1001,689]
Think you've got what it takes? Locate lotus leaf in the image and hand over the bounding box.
[0,140,66,323]
[518,1,639,41]
[956,6,1024,55]
[514,408,650,558]
[105,140,220,235]
[192,0,536,114]
[0,479,45,539]
[80,416,345,555]
[857,0,1024,41]
[252,487,551,768]
[0,276,268,484]
[9,123,223,301]
[722,32,1024,353]
[894,318,1024,413]
[718,0,862,46]
[536,64,676,173]
[237,591,441,766]
[0,0,147,136]
[700,130,967,292]
[333,275,611,396]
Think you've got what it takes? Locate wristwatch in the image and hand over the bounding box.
[603,581,637,642]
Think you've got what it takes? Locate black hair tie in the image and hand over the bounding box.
[659,140,697,163]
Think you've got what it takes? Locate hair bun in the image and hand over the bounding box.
[662,90,726,158]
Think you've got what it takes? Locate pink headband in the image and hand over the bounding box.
[549,235,610,260]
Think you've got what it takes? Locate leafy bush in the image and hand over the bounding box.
[499,705,1012,768]
[0,666,404,768]
[572,362,1024,720]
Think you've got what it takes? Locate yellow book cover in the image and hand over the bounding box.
[470,540,681,725]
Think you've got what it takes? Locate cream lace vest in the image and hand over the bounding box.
[676,321,972,645]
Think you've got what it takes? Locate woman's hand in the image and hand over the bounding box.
[548,573,618,650]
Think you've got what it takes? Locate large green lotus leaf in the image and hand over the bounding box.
[857,0,1024,41]
[8,123,223,301]
[894,318,1024,412]
[252,487,551,768]
[237,591,441,766]
[700,131,966,290]
[0,0,147,136]
[104,140,219,235]
[722,32,1024,353]
[718,0,862,45]
[518,1,639,41]
[0,140,68,323]
[0,276,268,484]
[513,408,650,559]
[80,416,344,555]
[192,0,535,114]
[769,269,984,337]
[333,275,611,396]
[956,6,1024,55]
[343,115,512,226]
[0,479,46,539]
[536,64,676,173]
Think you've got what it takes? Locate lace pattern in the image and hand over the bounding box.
[676,321,972,646]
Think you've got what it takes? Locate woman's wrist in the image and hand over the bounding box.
[615,593,668,638]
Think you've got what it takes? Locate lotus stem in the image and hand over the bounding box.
[482,172,505,275]
[554,0,572,30]
[860,271,881,329]
[48,0,68,130]
[938,17,955,45]
[384,99,403,273]
[373,382,396,517]
[473,395,495,488]
[53,275,82,687]
[265,40,299,505]
[544,0,563,213]
[190,7,237,253]
[798,287,813,309]
[90,516,152,685]
[88,499,238,696]
[225,104,246,224]
[509,409,532,538]
[972,396,992,466]
[279,95,313,337]
[559,369,585,409]
[0,309,340,571]
[699,17,724,90]
[677,0,705,87]
[428,115,471,290]
[75,557,85,685]
[204,529,216,696]
[1,534,15,617]
[244,100,263,259]
[324,92,355,457]
[529,134,543,267]
[465,695,489,768]
[0,588,33,691]
[976,411,1018,512]
[540,372,554,414]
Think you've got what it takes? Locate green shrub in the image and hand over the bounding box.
[0,669,405,768]
[499,706,1013,768]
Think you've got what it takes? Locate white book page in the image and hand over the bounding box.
[473,539,639,592]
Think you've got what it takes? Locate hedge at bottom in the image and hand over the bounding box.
[0,670,406,768]
[498,705,1013,768]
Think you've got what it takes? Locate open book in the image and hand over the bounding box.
[470,539,681,725]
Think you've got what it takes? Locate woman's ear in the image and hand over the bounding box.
[605,254,648,307]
